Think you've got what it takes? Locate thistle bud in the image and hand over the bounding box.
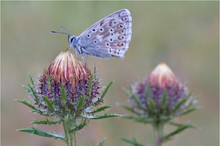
[129,63,193,120]
[35,51,101,114]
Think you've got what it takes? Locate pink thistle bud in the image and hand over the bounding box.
[48,51,90,84]
[130,63,191,117]
[148,63,177,89]
[35,51,101,112]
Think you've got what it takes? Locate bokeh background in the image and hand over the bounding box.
[1,1,219,146]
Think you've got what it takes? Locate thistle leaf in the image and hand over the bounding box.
[148,99,156,113]
[162,123,195,142]
[28,84,39,102]
[121,138,144,146]
[61,85,67,107]
[122,105,140,115]
[180,106,201,116]
[173,94,191,113]
[87,105,111,114]
[162,89,167,109]
[87,113,121,119]
[29,75,35,86]
[76,95,85,113]
[122,115,153,124]
[88,75,93,99]
[129,90,142,109]
[145,86,151,99]
[43,96,54,111]
[17,127,64,140]
[47,76,51,90]
[145,86,156,112]
[70,119,87,133]
[101,81,113,99]
[17,99,37,111]
[23,85,32,94]
[32,119,60,125]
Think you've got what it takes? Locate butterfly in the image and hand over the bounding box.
[52,9,132,63]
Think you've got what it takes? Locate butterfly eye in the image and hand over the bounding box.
[70,37,74,43]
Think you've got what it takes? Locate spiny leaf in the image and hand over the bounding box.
[70,120,87,133]
[101,81,113,99]
[129,88,142,108]
[180,106,201,116]
[17,99,37,110]
[17,127,65,140]
[98,138,106,146]
[121,138,144,146]
[122,105,140,115]
[87,113,121,119]
[61,84,66,107]
[32,119,60,125]
[23,85,32,94]
[29,74,35,86]
[173,96,190,113]
[162,89,167,109]
[28,84,39,102]
[87,105,111,114]
[162,123,195,142]
[33,110,54,117]
[47,76,51,90]
[145,86,156,112]
[88,75,93,99]
[43,96,54,111]
[76,95,85,112]
[145,86,151,99]
[122,115,153,124]
[148,99,156,113]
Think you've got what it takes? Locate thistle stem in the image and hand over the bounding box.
[63,120,74,146]
[154,123,164,146]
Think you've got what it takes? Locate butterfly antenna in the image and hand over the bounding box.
[50,30,69,35]
[50,26,73,35]
[60,26,73,35]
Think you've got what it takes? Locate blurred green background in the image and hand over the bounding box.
[1,1,219,146]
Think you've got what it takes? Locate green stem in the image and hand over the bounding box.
[154,123,164,146]
[63,120,74,146]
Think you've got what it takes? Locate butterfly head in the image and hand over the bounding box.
[68,35,76,44]
[68,35,78,49]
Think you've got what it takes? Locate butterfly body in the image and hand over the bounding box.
[67,9,132,60]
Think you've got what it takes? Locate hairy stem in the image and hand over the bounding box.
[154,123,163,146]
[63,120,73,146]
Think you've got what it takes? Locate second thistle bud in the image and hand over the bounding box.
[128,63,194,122]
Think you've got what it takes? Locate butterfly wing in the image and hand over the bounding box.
[77,9,132,58]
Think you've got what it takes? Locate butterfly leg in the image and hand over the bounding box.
[65,47,70,51]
